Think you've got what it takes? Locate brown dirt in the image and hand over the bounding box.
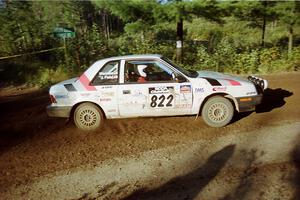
[0,72,299,196]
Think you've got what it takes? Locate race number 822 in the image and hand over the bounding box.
[150,94,174,108]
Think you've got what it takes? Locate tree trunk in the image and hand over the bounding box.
[288,25,293,56]
[75,44,81,70]
[261,1,267,47]
[176,18,183,63]
[101,10,109,39]
[261,14,266,47]
[105,12,110,39]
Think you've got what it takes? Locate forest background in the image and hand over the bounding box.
[0,0,299,86]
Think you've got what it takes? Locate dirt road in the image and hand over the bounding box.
[0,72,299,199]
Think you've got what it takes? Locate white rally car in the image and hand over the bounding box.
[47,54,267,130]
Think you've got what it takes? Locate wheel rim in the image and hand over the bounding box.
[78,109,98,127]
[208,102,228,122]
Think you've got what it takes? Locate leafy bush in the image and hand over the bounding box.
[195,45,217,71]
[192,41,299,74]
[257,47,281,73]
[34,64,69,87]
[287,46,300,71]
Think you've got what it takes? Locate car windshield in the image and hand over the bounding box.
[162,57,198,78]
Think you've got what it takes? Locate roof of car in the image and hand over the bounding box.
[100,54,163,61]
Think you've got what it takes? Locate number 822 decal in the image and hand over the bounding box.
[150,94,174,108]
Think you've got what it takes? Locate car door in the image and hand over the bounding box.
[90,60,120,118]
[118,59,193,117]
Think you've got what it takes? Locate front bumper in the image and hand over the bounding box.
[237,94,263,112]
[46,105,72,118]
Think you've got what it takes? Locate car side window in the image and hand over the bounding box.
[92,61,119,85]
[124,60,174,83]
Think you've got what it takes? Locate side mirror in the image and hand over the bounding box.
[172,72,186,83]
[171,72,176,80]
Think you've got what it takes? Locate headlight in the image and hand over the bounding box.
[259,80,264,89]
[263,79,268,90]
[247,76,268,91]
[255,79,260,85]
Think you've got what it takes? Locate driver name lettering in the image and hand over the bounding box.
[99,72,118,80]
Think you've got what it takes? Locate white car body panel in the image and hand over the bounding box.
[47,54,267,120]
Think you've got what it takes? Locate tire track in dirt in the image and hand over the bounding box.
[3,121,300,200]
[0,72,299,197]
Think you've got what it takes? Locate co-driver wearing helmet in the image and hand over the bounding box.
[137,65,148,83]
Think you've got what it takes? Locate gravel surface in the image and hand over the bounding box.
[0,72,299,199]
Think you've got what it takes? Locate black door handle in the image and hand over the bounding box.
[123,90,131,94]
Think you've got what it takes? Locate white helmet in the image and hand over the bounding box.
[137,65,147,77]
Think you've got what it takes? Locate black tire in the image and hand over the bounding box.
[73,103,103,131]
[201,96,234,127]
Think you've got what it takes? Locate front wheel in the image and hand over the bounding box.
[73,103,103,131]
[201,96,234,128]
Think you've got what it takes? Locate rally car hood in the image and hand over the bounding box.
[196,70,251,86]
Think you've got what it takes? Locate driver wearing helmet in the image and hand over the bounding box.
[137,65,148,83]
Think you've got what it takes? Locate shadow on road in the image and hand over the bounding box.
[291,138,300,199]
[122,144,235,200]
[221,149,263,200]
[233,88,293,123]
[255,88,293,113]
[0,89,67,153]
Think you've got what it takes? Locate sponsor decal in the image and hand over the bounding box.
[100,85,113,89]
[55,94,68,99]
[180,85,191,93]
[195,87,204,93]
[148,87,174,108]
[175,104,192,109]
[101,91,115,97]
[246,91,256,95]
[100,98,111,102]
[212,86,227,92]
[132,90,143,97]
[149,86,174,94]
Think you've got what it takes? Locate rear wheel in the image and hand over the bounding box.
[201,96,234,127]
[73,103,103,131]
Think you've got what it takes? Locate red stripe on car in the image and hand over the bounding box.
[224,79,241,86]
[79,73,96,91]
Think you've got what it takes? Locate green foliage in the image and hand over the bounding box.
[116,32,174,58]
[0,0,300,87]
[0,1,78,56]
[0,59,70,87]
[235,50,260,74]
[257,47,281,72]
[92,0,157,24]
[34,65,69,87]
[286,46,300,71]
[192,42,298,74]
[195,45,217,70]
[230,1,277,28]
[273,1,300,27]
[68,24,107,71]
